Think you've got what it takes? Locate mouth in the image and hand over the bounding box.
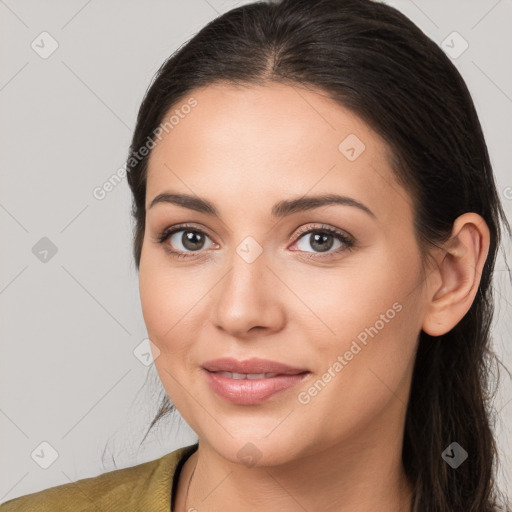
[201,358,310,405]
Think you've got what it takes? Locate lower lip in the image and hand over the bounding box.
[202,369,309,405]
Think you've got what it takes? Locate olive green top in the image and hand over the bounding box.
[0,443,199,512]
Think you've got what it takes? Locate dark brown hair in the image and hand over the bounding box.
[123,0,511,509]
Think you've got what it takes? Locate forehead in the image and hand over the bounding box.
[145,82,412,225]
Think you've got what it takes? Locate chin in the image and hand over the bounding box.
[204,433,305,468]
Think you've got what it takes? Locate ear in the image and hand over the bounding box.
[422,213,490,337]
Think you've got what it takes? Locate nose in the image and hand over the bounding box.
[211,244,287,339]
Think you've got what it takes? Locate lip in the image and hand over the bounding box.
[201,358,310,405]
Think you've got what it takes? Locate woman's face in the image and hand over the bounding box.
[139,82,429,466]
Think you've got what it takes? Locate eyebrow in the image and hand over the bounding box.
[148,192,376,219]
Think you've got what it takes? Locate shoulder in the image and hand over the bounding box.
[0,444,198,512]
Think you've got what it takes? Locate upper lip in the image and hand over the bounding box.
[202,357,308,375]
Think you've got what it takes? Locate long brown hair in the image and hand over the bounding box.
[123,1,511,509]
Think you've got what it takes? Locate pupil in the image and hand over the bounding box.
[183,231,204,250]
[311,233,333,252]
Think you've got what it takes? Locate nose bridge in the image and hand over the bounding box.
[211,234,285,336]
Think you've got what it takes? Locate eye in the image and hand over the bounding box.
[155,224,218,258]
[154,223,354,260]
[291,224,354,258]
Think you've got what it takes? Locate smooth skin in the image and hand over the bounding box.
[138,82,490,512]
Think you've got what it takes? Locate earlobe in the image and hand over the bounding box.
[422,213,490,337]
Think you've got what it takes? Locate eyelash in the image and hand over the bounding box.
[154,223,355,260]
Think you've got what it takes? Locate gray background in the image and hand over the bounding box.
[1,0,511,503]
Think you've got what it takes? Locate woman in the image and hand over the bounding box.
[2,0,510,510]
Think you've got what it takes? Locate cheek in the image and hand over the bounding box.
[138,245,206,356]
[293,249,423,434]
[290,249,421,354]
